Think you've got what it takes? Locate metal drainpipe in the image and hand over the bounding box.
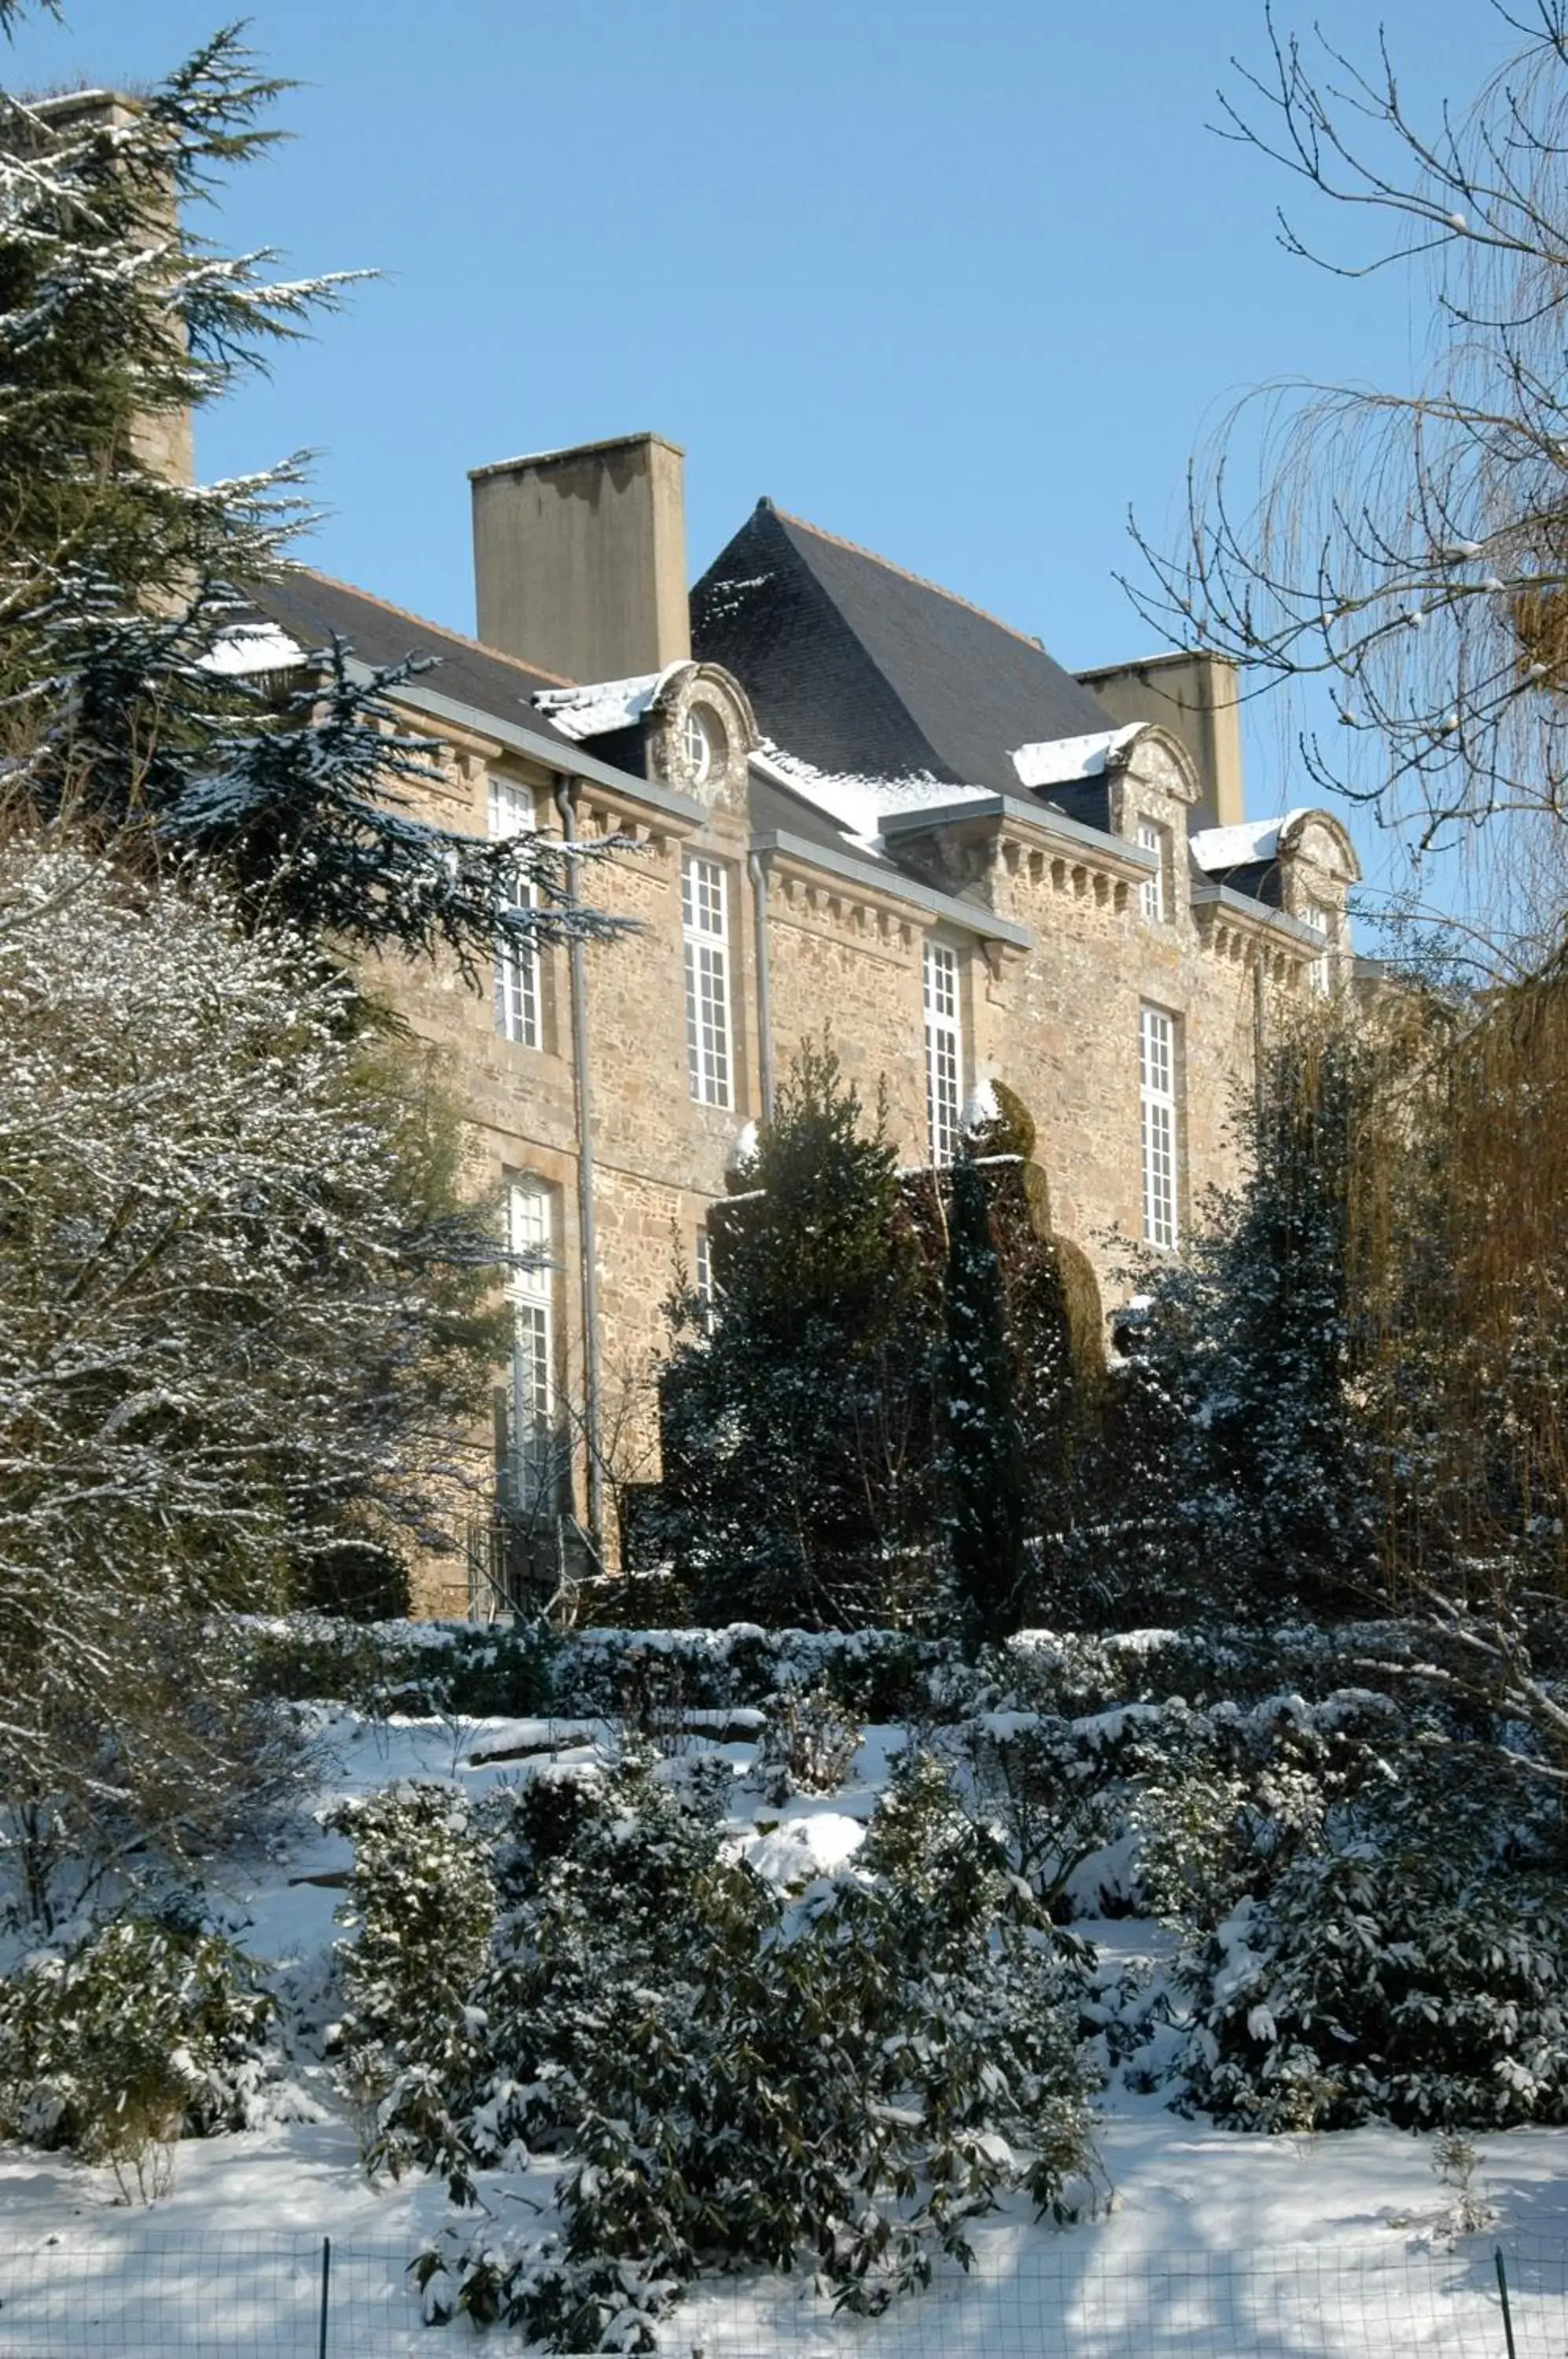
[554,775,603,1559]
[749,850,775,1117]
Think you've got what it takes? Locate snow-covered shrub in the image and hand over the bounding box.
[327,1782,496,2189]
[1133,1751,1333,1931]
[246,1613,957,1723]
[551,1623,963,1722]
[1176,1765,1568,2131]
[959,1673,1406,1929]
[959,1711,1130,1916]
[335,1749,1097,2346]
[752,1682,860,1804]
[245,1614,558,1719]
[610,1644,694,1750]
[0,1906,273,2198]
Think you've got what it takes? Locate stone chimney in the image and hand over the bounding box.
[469,431,690,684]
[1076,650,1245,833]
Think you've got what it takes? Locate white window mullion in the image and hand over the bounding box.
[490,778,540,1049]
[683,856,732,1106]
[1139,1004,1179,1249]
[924,940,963,1166]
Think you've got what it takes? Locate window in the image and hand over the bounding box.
[683,707,713,785]
[924,939,963,1166]
[683,854,732,1106]
[1303,897,1333,996]
[1139,1004,1179,1249]
[694,1227,714,1328]
[504,1178,555,1506]
[489,777,540,1047]
[1137,820,1169,923]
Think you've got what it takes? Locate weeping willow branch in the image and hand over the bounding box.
[1128,2,1568,891]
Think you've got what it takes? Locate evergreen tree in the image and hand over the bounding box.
[942,1145,1027,1653]
[1120,1018,1382,1621]
[1204,1024,1380,1612]
[952,1083,1106,1625]
[655,1040,938,1627]
[0,18,617,970]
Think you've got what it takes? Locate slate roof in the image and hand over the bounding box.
[240,569,586,756]
[691,500,1119,797]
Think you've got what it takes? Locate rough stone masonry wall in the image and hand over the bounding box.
[979,840,1262,1291]
[763,870,929,1156]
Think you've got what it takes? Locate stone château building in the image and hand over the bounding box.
[236,432,1360,1612]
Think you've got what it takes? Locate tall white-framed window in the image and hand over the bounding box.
[924,938,963,1166]
[490,777,540,1048]
[683,854,732,1106]
[1302,897,1334,996]
[1139,1004,1180,1249]
[504,1176,555,1506]
[1137,819,1169,923]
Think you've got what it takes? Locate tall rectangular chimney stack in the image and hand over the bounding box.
[1075,650,1246,832]
[469,431,690,684]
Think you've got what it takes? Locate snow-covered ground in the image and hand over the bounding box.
[2,1708,1566,2357]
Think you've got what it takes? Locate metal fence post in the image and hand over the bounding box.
[1496,2245,1518,2359]
[318,2235,332,2359]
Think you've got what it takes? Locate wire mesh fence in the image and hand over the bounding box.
[0,2228,1562,2358]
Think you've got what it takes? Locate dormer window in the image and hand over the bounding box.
[1303,897,1334,995]
[1137,820,1170,923]
[683,707,713,785]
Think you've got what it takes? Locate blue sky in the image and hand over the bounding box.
[4,0,1526,905]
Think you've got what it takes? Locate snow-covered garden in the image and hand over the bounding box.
[5,1617,1568,2354]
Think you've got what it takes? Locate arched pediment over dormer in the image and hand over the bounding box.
[1108,722,1203,810]
[1275,808,1360,888]
[1190,804,1360,932]
[643,661,760,818]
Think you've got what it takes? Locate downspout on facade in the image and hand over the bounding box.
[554,775,604,1560]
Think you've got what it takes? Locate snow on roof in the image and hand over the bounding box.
[753,741,994,850]
[1189,808,1315,874]
[1010,723,1143,789]
[533,661,688,742]
[201,620,307,677]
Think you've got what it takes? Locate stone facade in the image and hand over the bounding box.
[353,653,1356,1617]
[238,443,1360,1619]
